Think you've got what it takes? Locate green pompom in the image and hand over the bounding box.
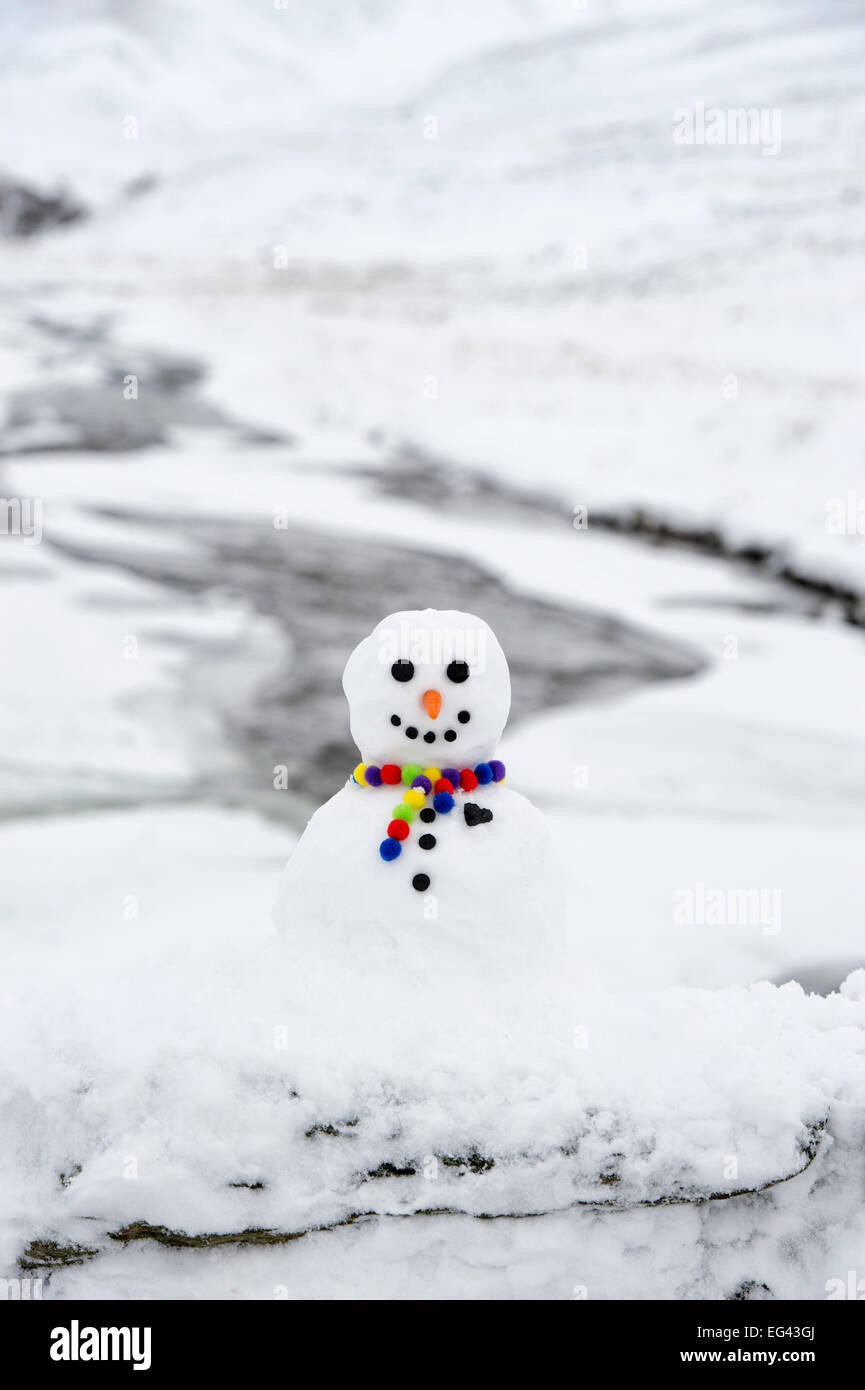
[393,803,414,822]
[401,763,422,785]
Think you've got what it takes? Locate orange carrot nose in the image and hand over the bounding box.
[422,689,442,720]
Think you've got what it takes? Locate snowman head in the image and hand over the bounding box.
[343,609,511,768]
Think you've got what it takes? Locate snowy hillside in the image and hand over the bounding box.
[3,0,864,581]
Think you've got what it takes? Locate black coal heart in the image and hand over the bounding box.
[464,802,493,827]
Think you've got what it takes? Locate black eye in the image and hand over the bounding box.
[391,660,414,682]
[446,661,469,683]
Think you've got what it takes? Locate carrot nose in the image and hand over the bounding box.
[422,689,442,720]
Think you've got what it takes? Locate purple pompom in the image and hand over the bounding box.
[489,760,505,782]
[411,775,432,794]
[365,765,382,787]
[441,767,460,787]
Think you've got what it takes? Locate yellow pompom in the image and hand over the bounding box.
[353,762,367,786]
[404,788,425,809]
[424,767,441,784]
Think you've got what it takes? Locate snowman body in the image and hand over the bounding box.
[274,609,564,1011]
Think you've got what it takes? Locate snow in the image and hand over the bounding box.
[15,6,865,548]
[0,529,287,815]
[2,802,864,1301]
[4,443,865,1294]
[2,0,865,1300]
[4,446,865,1296]
[4,0,864,591]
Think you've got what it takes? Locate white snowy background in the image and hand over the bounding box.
[1,0,864,1299]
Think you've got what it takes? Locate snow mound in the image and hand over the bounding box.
[2,808,863,1281]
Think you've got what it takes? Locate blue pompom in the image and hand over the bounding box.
[474,762,492,785]
[433,792,455,814]
[379,838,401,861]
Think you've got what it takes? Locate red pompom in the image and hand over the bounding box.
[434,777,454,794]
[460,769,478,791]
[381,764,401,785]
[387,818,410,840]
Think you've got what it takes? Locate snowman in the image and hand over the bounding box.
[274,609,564,1012]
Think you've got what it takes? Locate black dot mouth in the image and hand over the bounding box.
[406,726,418,739]
[457,710,470,724]
[444,729,457,742]
[423,731,436,743]
[390,714,401,726]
